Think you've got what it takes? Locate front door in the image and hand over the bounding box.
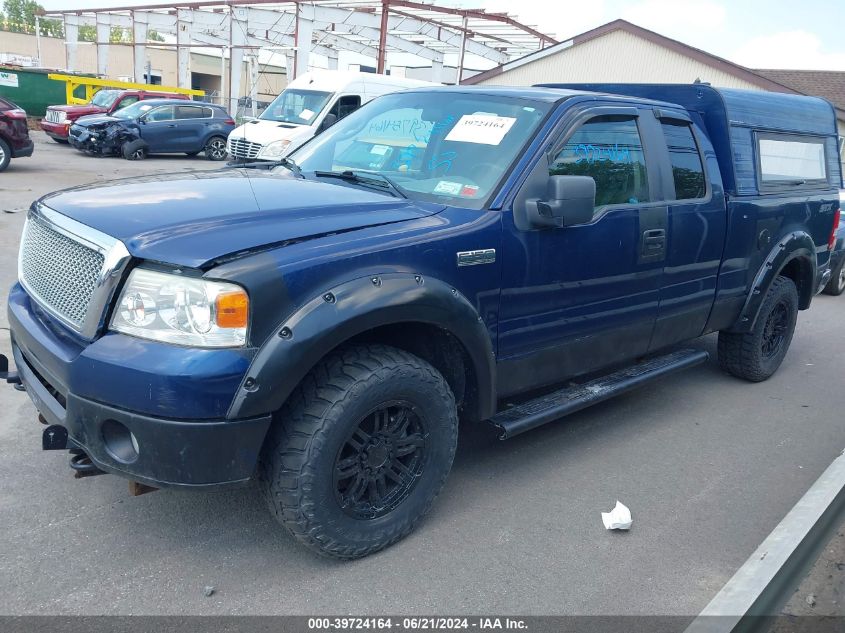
[497,107,667,396]
[139,105,177,152]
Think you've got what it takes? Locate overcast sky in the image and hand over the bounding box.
[38,0,845,71]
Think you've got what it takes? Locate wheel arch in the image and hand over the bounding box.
[730,230,817,333]
[227,273,497,423]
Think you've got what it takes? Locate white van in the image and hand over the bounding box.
[227,70,434,161]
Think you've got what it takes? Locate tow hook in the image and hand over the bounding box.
[69,449,105,479]
[0,353,23,390]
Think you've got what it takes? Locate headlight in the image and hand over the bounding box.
[110,268,249,347]
[259,139,291,159]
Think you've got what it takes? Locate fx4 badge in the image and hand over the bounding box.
[457,249,496,267]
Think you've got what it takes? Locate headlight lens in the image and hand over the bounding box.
[111,268,249,347]
[259,139,291,158]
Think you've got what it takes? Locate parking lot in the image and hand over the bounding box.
[1,130,844,616]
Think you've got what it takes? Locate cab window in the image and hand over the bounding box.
[551,115,650,208]
[329,95,362,121]
[661,121,705,200]
[115,96,138,110]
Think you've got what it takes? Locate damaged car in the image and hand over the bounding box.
[68,99,235,161]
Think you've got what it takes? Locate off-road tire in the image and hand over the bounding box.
[122,139,147,160]
[258,344,458,560]
[0,138,11,172]
[718,275,798,382]
[823,258,845,296]
[204,136,227,161]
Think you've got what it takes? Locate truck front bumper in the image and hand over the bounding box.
[6,284,271,489]
[40,120,70,140]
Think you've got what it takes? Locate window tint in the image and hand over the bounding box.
[551,115,650,208]
[661,121,705,200]
[175,105,204,119]
[146,106,174,122]
[758,136,827,182]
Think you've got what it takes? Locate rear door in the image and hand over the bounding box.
[647,111,726,349]
[173,105,209,151]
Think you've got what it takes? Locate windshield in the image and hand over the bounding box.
[291,91,551,209]
[259,89,333,125]
[113,102,157,119]
[90,90,120,109]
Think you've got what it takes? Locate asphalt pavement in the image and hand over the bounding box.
[0,132,843,615]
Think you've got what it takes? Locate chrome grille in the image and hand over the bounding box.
[19,215,105,329]
[228,137,261,159]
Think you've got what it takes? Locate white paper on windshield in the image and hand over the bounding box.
[444,114,517,145]
[370,145,390,156]
[434,181,463,195]
[299,108,315,121]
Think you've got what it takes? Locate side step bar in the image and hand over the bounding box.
[490,348,709,439]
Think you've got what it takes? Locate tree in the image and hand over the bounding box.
[2,0,62,36]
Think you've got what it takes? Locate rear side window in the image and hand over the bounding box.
[758,134,827,184]
[175,105,205,119]
[661,121,705,200]
[551,115,650,208]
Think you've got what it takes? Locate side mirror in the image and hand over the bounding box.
[526,175,596,229]
[318,113,337,133]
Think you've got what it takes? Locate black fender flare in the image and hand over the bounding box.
[227,272,497,422]
[730,230,817,333]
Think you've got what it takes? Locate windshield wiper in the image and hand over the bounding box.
[230,156,303,178]
[313,170,407,199]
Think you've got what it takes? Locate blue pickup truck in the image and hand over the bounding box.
[2,84,841,559]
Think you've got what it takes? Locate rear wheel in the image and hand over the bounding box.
[258,344,458,559]
[718,275,799,382]
[204,136,227,161]
[823,258,845,296]
[0,138,10,172]
[122,139,147,160]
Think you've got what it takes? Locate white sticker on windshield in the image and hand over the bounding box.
[444,114,517,145]
[434,181,463,195]
[299,108,315,121]
[370,144,390,155]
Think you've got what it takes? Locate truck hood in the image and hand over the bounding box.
[49,104,106,117]
[38,169,445,268]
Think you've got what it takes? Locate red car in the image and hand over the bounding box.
[0,96,33,172]
[42,89,190,142]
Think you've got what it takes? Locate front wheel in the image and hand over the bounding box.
[122,139,147,160]
[204,136,227,161]
[823,258,845,296]
[258,344,458,559]
[718,275,799,382]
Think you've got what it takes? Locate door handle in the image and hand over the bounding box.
[642,228,665,251]
[166,124,176,128]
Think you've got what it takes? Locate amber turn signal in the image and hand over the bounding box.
[215,290,249,329]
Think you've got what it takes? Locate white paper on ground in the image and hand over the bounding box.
[601,500,632,530]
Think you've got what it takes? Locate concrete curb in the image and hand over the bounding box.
[685,447,845,632]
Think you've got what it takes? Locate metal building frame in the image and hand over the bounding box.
[45,1,557,112]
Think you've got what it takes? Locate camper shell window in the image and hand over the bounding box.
[756,132,828,190]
